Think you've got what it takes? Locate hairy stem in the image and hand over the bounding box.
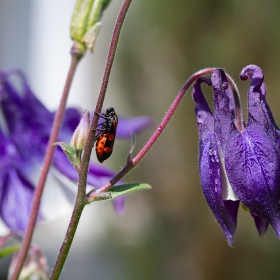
[49,0,133,278]
[10,54,82,280]
[82,0,133,166]
[49,189,85,280]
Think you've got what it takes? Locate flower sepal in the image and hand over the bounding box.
[53,141,81,169]
[70,0,112,54]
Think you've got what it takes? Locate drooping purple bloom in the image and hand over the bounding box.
[0,69,153,235]
[193,65,280,246]
[193,76,239,246]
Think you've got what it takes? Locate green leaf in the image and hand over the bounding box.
[0,245,20,258]
[109,183,151,199]
[87,183,152,203]
[53,141,80,168]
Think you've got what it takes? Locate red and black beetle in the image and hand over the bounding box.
[95,107,118,163]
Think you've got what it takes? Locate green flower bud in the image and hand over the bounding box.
[83,22,102,52]
[70,110,90,150]
[70,0,112,54]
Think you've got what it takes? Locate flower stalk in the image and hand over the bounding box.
[95,68,240,194]
[10,53,83,280]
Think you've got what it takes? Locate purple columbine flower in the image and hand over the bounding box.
[0,69,153,235]
[193,65,280,246]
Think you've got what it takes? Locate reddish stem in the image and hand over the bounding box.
[10,54,81,280]
[81,0,133,172]
[94,68,241,194]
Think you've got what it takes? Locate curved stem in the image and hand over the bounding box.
[93,69,242,195]
[10,54,81,280]
[49,0,133,278]
[95,68,217,194]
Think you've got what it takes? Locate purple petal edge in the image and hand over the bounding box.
[117,116,154,139]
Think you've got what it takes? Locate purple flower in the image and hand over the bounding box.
[193,65,280,246]
[0,69,153,235]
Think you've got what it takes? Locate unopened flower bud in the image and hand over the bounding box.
[70,0,111,54]
[9,245,48,280]
[70,110,90,150]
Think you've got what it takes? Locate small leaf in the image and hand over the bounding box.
[83,22,102,52]
[0,245,20,258]
[109,183,151,199]
[53,141,80,167]
[87,183,152,203]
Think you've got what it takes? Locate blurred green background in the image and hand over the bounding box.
[1,0,280,279]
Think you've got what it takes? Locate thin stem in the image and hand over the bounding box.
[96,0,132,113]
[81,0,133,172]
[79,0,133,195]
[10,54,81,280]
[49,189,86,280]
[49,0,132,278]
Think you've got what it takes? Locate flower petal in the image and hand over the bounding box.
[212,69,236,153]
[0,70,52,136]
[0,71,50,167]
[192,77,213,146]
[60,108,82,141]
[116,116,154,139]
[225,65,280,237]
[112,196,125,215]
[0,170,35,235]
[193,77,238,246]
[211,69,239,201]
[200,136,239,246]
[240,65,280,149]
[250,212,269,237]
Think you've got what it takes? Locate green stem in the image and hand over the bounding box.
[49,188,86,280]
[9,53,82,280]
